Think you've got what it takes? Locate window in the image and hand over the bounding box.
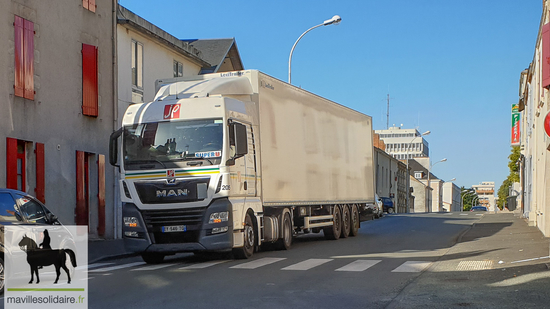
[16,194,47,224]
[6,138,45,201]
[83,0,96,13]
[174,60,183,77]
[0,193,23,222]
[131,40,143,103]
[82,44,98,116]
[14,15,34,100]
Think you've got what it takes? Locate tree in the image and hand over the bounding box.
[460,186,476,211]
[497,146,521,209]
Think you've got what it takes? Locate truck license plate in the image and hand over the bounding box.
[162,225,186,233]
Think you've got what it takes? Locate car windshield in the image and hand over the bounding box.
[123,119,224,170]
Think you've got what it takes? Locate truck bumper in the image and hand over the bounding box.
[122,198,233,254]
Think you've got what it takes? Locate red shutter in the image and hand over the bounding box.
[14,16,24,98]
[76,151,87,225]
[89,0,96,13]
[97,154,105,236]
[35,142,45,203]
[83,0,89,10]
[543,23,550,88]
[23,19,34,100]
[6,138,18,189]
[82,44,98,117]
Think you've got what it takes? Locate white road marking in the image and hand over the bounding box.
[89,262,146,272]
[391,261,432,273]
[132,263,177,271]
[79,262,114,271]
[231,257,286,269]
[179,260,228,269]
[282,259,333,271]
[335,260,382,272]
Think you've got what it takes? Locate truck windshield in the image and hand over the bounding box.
[123,119,223,170]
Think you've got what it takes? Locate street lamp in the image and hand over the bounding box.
[405,130,430,213]
[427,158,447,212]
[461,189,475,212]
[288,15,342,84]
[471,196,479,208]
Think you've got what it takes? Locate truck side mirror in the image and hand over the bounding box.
[233,123,248,158]
[109,128,123,167]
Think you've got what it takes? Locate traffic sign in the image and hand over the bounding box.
[545,111,550,138]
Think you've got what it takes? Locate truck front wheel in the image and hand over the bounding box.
[233,213,255,259]
[324,205,342,240]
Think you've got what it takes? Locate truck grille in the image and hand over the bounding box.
[142,207,205,244]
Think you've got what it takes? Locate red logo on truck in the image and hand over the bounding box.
[164,104,181,119]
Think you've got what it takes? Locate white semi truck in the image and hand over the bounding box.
[109,70,376,263]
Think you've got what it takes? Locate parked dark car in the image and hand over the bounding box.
[380,197,395,213]
[0,188,68,294]
[470,206,488,212]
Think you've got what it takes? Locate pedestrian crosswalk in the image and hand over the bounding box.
[86,258,433,274]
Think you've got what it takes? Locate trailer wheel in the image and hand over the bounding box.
[233,213,255,259]
[341,205,351,238]
[324,205,342,240]
[276,212,293,250]
[349,204,360,237]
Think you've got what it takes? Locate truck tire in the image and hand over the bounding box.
[388,207,394,214]
[341,205,351,238]
[141,253,165,264]
[276,212,293,250]
[233,213,255,259]
[324,205,342,240]
[349,204,360,236]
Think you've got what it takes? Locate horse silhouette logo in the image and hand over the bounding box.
[18,229,77,284]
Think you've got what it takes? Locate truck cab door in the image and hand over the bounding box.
[244,124,257,196]
[229,122,249,196]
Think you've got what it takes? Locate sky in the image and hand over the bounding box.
[119,0,542,190]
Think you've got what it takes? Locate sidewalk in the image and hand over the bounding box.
[388,212,550,308]
[88,238,136,264]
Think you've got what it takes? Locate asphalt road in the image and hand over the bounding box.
[79,213,480,309]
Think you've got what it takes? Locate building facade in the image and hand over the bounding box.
[517,0,550,237]
[374,126,429,160]
[442,182,461,212]
[373,147,407,213]
[1,0,116,238]
[472,181,496,211]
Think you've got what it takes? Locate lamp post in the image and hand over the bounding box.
[461,189,475,212]
[471,196,479,208]
[288,15,342,84]
[427,158,447,212]
[405,130,430,213]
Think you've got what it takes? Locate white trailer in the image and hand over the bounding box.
[110,70,375,262]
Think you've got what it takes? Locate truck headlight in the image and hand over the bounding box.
[209,211,229,224]
[212,226,229,234]
[124,216,139,227]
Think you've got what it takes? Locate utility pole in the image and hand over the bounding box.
[386,94,390,129]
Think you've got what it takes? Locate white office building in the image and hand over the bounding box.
[472,182,496,211]
[375,126,429,160]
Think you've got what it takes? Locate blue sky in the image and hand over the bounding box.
[119,0,541,190]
